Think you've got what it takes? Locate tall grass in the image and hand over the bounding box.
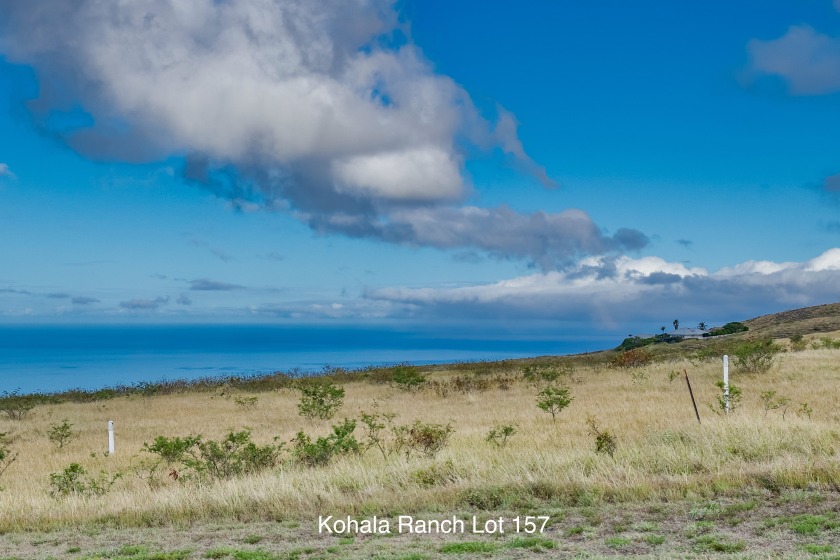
[1,342,839,531]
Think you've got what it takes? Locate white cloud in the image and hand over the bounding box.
[0,163,13,178]
[747,25,840,95]
[0,1,642,266]
[367,249,840,326]
[332,147,463,201]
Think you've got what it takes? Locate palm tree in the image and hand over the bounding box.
[698,322,707,330]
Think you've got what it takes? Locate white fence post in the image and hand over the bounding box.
[723,355,730,414]
[108,420,115,455]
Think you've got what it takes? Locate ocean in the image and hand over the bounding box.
[0,325,612,394]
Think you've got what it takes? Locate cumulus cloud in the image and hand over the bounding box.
[119,296,169,310]
[747,25,840,95]
[0,0,644,267]
[189,279,245,291]
[367,249,840,326]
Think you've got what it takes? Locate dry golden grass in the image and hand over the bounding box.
[2,338,840,532]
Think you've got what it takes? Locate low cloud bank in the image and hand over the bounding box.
[367,249,840,326]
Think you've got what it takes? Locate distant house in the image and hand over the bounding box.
[671,327,709,339]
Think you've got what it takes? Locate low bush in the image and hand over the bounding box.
[192,430,281,479]
[359,410,396,458]
[48,418,76,450]
[760,390,790,418]
[707,322,749,337]
[789,333,808,351]
[142,431,281,481]
[396,421,455,459]
[586,416,617,457]
[713,380,742,414]
[818,336,840,350]
[486,424,517,448]
[293,419,359,467]
[732,339,781,374]
[0,389,39,421]
[615,336,656,351]
[392,365,426,390]
[608,348,654,369]
[49,463,121,498]
[297,380,344,420]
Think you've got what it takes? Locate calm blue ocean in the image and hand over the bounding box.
[0,325,612,394]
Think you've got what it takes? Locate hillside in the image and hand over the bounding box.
[743,301,840,339]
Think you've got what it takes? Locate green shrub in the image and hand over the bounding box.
[586,416,617,457]
[536,386,572,422]
[144,435,202,464]
[714,380,742,413]
[732,339,780,374]
[49,463,121,498]
[392,365,426,390]
[818,336,840,350]
[297,380,344,420]
[48,418,76,450]
[485,424,517,447]
[359,410,399,458]
[0,389,38,420]
[190,430,282,479]
[760,390,790,418]
[293,419,359,467]
[615,336,656,351]
[789,333,807,351]
[396,421,455,459]
[142,431,280,481]
[708,322,749,337]
[797,402,813,419]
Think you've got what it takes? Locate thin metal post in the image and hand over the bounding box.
[108,420,115,455]
[684,370,701,424]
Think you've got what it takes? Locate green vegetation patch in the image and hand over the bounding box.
[439,541,499,554]
[804,544,834,554]
[692,535,746,553]
[787,513,840,535]
[505,536,555,551]
[644,535,666,546]
[83,544,192,560]
[604,536,632,549]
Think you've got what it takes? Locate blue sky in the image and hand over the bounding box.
[2,0,840,335]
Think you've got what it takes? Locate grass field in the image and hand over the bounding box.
[2,324,840,558]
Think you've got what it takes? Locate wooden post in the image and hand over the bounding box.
[723,355,730,414]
